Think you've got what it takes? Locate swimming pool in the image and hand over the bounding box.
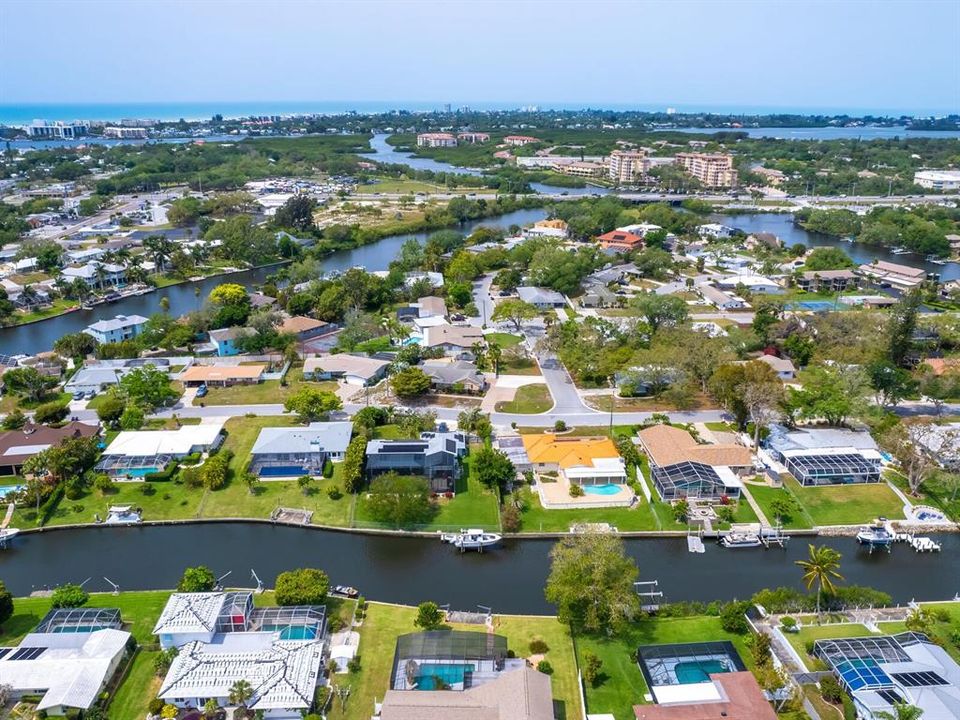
[125,467,158,477]
[277,625,318,640]
[674,660,730,684]
[259,466,307,477]
[789,300,836,312]
[0,485,24,499]
[582,484,622,496]
[416,663,474,689]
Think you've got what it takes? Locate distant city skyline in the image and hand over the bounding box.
[1,0,958,116]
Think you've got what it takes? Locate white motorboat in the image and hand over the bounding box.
[104,505,142,524]
[720,532,763,549]
[0,527,20,545]
[856,519,894,549]
[440,528,502,552]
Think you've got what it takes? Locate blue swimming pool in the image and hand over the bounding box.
[582,484,622,496]
[674,659,730,684]
[416,663,474,689]
[125,467,158,477]
[259,466,307,477]
[0,485,24,499]
[278,625,318,640]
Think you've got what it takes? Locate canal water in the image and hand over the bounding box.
[0,524,956,612]
[0,207,548,356]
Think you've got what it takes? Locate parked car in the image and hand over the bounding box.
[84,390,96,400]
[72,390,84,401]
[196,384,208,398]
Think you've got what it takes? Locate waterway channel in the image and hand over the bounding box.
[0,524,956,612]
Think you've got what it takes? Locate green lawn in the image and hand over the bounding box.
[495,383,553,413]
[786,477,905,526]
[353,449,501,531]
[354,179,458,194]
[745,482,815,530]
[193,368,337,406]
[786,622,910,670]
[515,483,677,533]
[498,349,542,376]
[486,332,524,348]
[11,297,79,326]
[0,389,72,414]
[110,649,163,720]
[576,616,756,720]
[327,602,581,720]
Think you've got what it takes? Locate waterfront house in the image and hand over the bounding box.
[797,269,859,293]
[208,326,255,357]
[0,608,131,715]
[422,323,485,356]
[249,421,353,477]
[154,592,327,717]
[745,232,783,250]
[524,219,569,239]
[83,314,148,345]
[0,421,99,476]
[764,423,881,486]
[96,421,225,478]
[179,363,267,387]
[521,434,627,487]
[637,424,751,500]
[376,631,553,720]
[698,223,736,240]
[61,261,126,289]
[365,431,467,492]
[248,291,278,309]
[416,132,458,147]
[420,359,487,393]
[857,259,926,288]
[516,286,566,309]
[303,354,390,386]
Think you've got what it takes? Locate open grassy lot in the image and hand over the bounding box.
[110,649,163,720]
[38,479,206,526]
[353,450,500,531]
[498,349,542,376]
[576,615,756,720]
[353,179,463,195]
[327,602,581,720]
[11,297,79,326]
[486,332,524,348]
[495,383,553,413]
[744,481,815,530]
[0,389,72,414]
[785,477,905,526]
[515,484,676,533]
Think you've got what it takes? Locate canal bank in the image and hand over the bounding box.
[0,522,956,612]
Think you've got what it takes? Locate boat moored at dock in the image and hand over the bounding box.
[440,529,502,552]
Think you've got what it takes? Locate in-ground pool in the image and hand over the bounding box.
[124,467,158,477]
[0,485,24,499]
[788,300,837,312]
[581,483,623,496]
[277,625,318,640]
[674,659,730,684]
[258,466,307,477]
[416,663,474,689]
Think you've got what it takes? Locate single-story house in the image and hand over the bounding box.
[404,271,444,289]
[0,421,99,476]
[415,295,448,318]
[180,364,267,387]
[249,421,353,477]
[797,269,859,293]
[0,608,131,715]
[516,286,566,309]
[698,284,746,310]
[208,327,255,357]
[365,431,467,492]
[83,314,148,345]
[420,360,487,393]
[422,323,485,355]
[745,232,782,250]
[764,423,881,486]
[637,424,752,500]
[580,281,620,308]
[521,434,627,486]
[95,421,225,477]
[754,353,796,380]
[715,275,782,294]
[279,315,333,340]
[632,670,776,720]
[303,354,390,386]
[248,292,277,310]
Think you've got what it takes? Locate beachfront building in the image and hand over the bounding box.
[95,422,225,478]
[675,152,739,187]
[249,421,353,477]
[764,424,882,486]
[0,421,99,476]
[365,431,468,492]
[417,133,457,147]
[814,632,960,720]
[637,424,751,500]
[83,314,148,345]
[104,126,148,139]
[26,120,89,139]
[302,354,391,386]
[0,608,131,715]
[154,592,327,717]
[376,631,553,720]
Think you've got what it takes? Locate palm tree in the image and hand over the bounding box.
[228,678,254,711]
[144,235,174,273]
[19,283,40,308]
[93,262,109,291]
[202,697,221,719]
[875,703,924,720]
[795,544,844,616]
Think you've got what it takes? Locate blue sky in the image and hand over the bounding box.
[1,0,958,115]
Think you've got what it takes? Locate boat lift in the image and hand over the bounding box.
[635,580,663,612]
[251,569,264,594]
[103,577,120,596]
[760,523,789,549]
[213,570,232,591]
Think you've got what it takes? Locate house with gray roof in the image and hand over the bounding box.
[764,423,881,486]
[420,360,487,393]
[249,421,353,477]
[516,286,566,309]
[366,431,468,492]
[83,314,148,344]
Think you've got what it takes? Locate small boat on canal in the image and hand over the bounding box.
[720,531,763,549]
[333,585,359,598]
[440,528,502,552]
[857,518,895,551]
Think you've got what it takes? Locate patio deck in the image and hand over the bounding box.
[537,478,635,509]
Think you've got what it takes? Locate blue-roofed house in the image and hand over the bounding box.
[249,421,353,478]
[365,431,468,493]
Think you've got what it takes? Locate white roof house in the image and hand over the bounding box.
[251,421,353,463]
[159,635,325,714]
[99,422,226,464]
[302,354,390,385]
[0,628,131,713]
[153,592,245,642]
[715,275,783,294]
[404,271,444,289]
[516,286,566,308]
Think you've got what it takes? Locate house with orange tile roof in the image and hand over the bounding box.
[597,230,644,252]
[180,364,267,387]
[521,434,627,486]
